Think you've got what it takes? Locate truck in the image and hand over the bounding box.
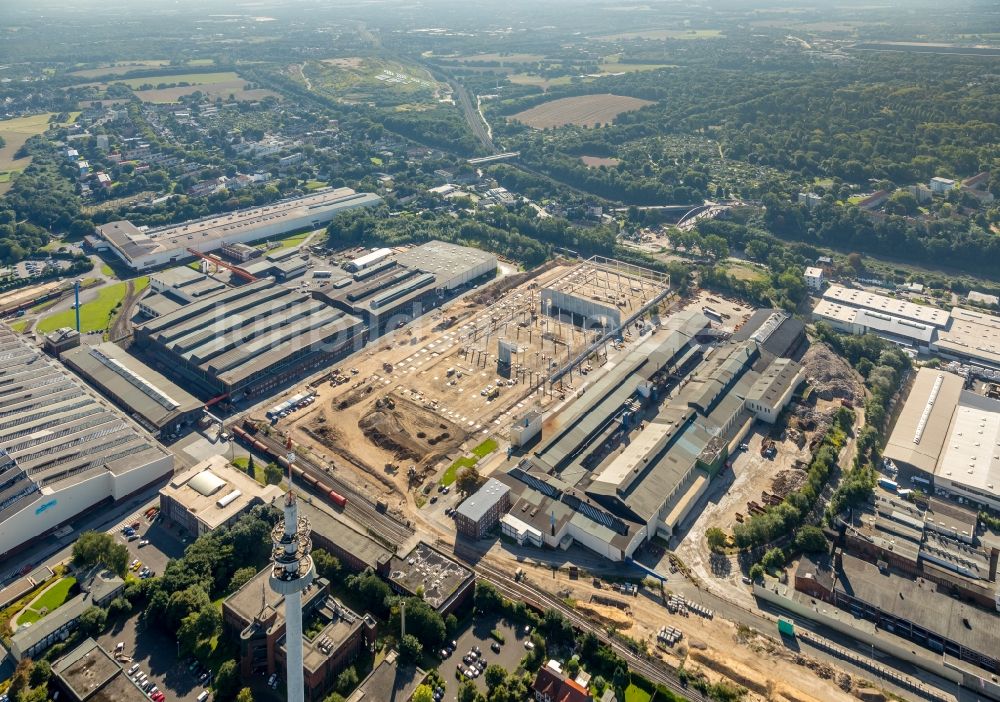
[878,478,899,492]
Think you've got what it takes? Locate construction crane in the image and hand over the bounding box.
[186,248,258,282]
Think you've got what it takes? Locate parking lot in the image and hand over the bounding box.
[107,507,186,579]
[98,614,211,702]
[442,616,528,700]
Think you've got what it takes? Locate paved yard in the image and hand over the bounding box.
[443,616,528,700]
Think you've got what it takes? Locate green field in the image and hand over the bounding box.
[269,230,312,251]
[472,438,499,459]
[37,281,128,334]
[100,263,114,276]
[441,456,477,486]
[726,261,768,282]
[18,577,76,625]
[113,71,241,89]
[623,684,652,702]
[8,319,29,333]
[0,112,80,184]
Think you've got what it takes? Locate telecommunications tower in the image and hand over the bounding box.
[269,438,314,702]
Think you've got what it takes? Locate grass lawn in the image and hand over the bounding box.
[472,438,498,459]
[8,319,29,333]
[269,231,310,251]
[133,275,149,293]
[623,684,652,702]
[36,281,127,334]
[100,263,114,276]
[305,179,328,191]
[725,262,767,282]
[18,577,76,624]
[441,456,477,486]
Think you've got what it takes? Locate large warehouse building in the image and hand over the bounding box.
[134,278,364,400]
[813,285,1000,368]
[61,342,203,435]
[883,367,1000,510]
[0,324,174,559]
[312,240,497,331]
[97,187,381,271]
[482,308,805,561]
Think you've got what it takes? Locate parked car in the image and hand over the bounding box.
[138,539,150,547]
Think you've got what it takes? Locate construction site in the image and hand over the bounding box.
[269,257,673,509]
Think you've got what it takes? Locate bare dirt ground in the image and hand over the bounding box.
[529,565,858,702]
[279,262,631,508]
[272,259,673,516]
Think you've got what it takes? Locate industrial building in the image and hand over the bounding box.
[312,240,497,331]
[159,455,283,536]
[883,368,1000,510]
[51,638,149,702]
[97,187,382,271]
[378,542,475,616]
[454,478,511,538]
[133,278,364,401]
[933,307,1000,369]
[795,551,1000,674]
[494,306,806,561]
[0,324,174,560]
[812,285,1000,369]
[223,569,376,702]
[839,488,1000,609]
[61,342,203,434]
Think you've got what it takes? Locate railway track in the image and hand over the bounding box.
[467,558,697,700]
[250,428,414,547]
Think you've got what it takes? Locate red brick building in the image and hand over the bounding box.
[223,570,377,702]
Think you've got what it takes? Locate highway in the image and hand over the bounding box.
[449,78,494,152]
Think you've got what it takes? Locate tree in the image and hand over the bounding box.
[178,605,222,655]
[761,547,786,571]
[748,563,765,583]
[412,685,434,702]
[214,660,240,702]
[7,660,32,701]
[399,633,423,663]
[336,666,359,694]
[78,606,108,636]
[705,527,727,552]
[346,572,392,617]
[246,454,255,478]
[612,665,628,699]
[72,531,129,577]
[456,465,483,494]
[263,462,283,485]
[229,566,258,592]
[457,681,483,702]
[29,660,51,688]
[794,526,829,553]
[847,252,864,273]
[235,689,254,702]
[474,581,503,613]
[313,549,340,581]
[485,663,507,690]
